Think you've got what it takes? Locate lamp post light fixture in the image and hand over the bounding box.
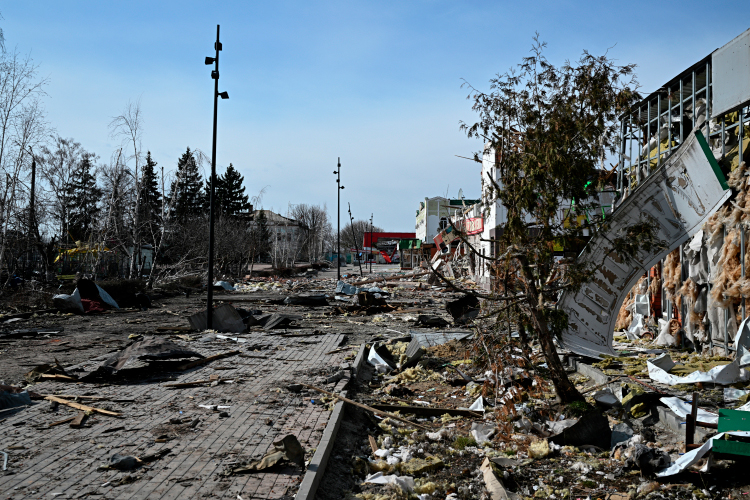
[205,24,229,330]
[333,158,344,280]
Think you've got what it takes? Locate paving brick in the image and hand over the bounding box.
[0,334,346,500]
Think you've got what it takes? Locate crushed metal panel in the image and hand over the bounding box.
[559,130,730,358]
[712,27,750,117]
[410,331,473,347]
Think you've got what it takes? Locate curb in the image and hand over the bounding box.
[295,342,368,500]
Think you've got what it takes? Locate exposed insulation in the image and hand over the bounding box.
[614,276,645,331]
[663,249,681,304]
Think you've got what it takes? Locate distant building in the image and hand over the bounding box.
[248,209,303,266]
[362,231,416,264]
[415,196,478,243]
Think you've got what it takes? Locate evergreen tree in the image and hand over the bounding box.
[139,152,162,243]
[252,209,271,260]
[169,147,203,219]
[203,164,251,216]
[65,154,102,241]
[203,171,226,213]
[220,164,251,215]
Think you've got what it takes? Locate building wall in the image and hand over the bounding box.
[416,196,465,243]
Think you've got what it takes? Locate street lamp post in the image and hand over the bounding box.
[21,146,36,278]
[369,213,373,273]
[333,158,344,280]
[205,24,229,330]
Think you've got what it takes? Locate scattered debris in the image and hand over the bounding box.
[188,303,246,333]
[229,435,305,472]
[87,337,204,377]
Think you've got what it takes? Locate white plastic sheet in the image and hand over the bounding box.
[367,346,392,373]
[659,397,718,425]
[214,281,235,291]
[647,353,750,386]
[656,431,750,476]
[470,422,495,444]
[52,288,84,314]
[96,285,120,309]
[468,395,485,412]
[724,387,750,403]
[364,472,415,491]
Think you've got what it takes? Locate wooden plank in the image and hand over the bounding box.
[369,403,483,418]
[69,411,87,428]
[368,435,378,454]
[39,374,78,381]
[44,396,121,417]
[299,383,431,431]
[176,350,239,371]
[48,416,76,427]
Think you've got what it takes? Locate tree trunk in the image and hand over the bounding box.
[529,307,583,403]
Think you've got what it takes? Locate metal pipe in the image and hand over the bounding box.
[706,62,711,127]
[657,93,662,168]
[679,78,684,144]
[692,70,696,130]
[645,99,650,183]
[628,114,633,194]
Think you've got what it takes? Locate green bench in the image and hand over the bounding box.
[712,409,750,458]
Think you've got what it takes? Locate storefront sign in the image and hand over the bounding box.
[464,217,484,235]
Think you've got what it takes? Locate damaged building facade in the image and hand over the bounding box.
[565,27,750,358]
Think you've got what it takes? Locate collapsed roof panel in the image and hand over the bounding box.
[560,130,731,358]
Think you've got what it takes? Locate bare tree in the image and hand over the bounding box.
[0,50,47,282]
[342,219,383,252]
[289,203,331,262]
[109,99,143,279]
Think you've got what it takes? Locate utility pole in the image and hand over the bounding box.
[205,24,229,329]
[333,158,344,280]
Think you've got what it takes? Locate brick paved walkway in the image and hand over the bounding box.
[0,333,349,499]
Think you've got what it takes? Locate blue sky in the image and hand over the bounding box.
[3,2,750,231]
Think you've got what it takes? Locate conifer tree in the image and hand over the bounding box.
[220,164,251,216]
[252,209,271,260]
[139,151,162,242]
[169,147,203,219]
[203,163,251,216]
[65,154,102,241]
